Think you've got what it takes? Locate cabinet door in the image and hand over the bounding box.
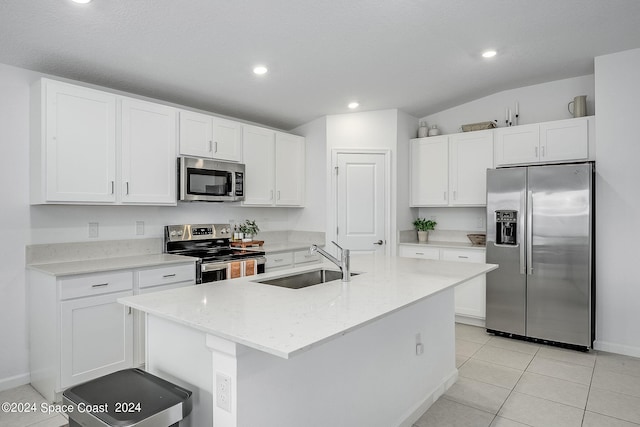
[494,125,540,166]
[45,81,117,202]
[242,125,275,205]
[410,137,449,206]
[212,117,242,162]
[60,290,133,388]
[539,118,588,162]
[179,110,213,158]
[275,132,305,206]
[398,245,440,260]
[441,249,486,319]
[121,99,177,205]
[450,131,494,206]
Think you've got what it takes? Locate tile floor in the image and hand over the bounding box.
[2,323,640,427]
[414,323,640,427]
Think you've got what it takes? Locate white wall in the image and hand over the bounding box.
[415,75,596,232]
[288,116,327,232]
[593,48,640,357]
[0,62,300,390]
[421,75,596,135]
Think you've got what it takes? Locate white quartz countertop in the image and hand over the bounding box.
[27,253,198,276]
[118,254,497,359]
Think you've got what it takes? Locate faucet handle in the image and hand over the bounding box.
[331,241,343,251]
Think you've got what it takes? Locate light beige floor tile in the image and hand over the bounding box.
[587,388,640,424]
[457,338,483,357]
[486,336,540,355]
[592,366,640,398]
[526,356,593,385]
[413,397,494,427]
[28,414,68,427]
[456,355,470,368]
[596,352,640,378]
[498,392,583,427]
[490,417,533,427]
[444,377,511,414]
[0,385,57,427]
[455,323,492,345]
[583,411,640,427]
[473,345,535,370]
[536,346,596,367]
[514,372,589,409]
[458,359,523,390]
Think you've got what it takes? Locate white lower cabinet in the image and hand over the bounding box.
[398,244,486,324]
[265,249,322,272]
[29,261,195,402]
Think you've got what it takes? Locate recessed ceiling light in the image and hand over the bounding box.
[71,0,92,3]
[348,102,359,109]
[253,66,268,75]
[482,50,497,58]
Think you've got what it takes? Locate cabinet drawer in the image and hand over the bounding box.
[60,271,133,300]
[294,250,321,265]
[441,249,485,263]
[398,246,440,260]
[266,252,294,269]
[137,263,195,288]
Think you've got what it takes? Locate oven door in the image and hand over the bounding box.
[200,257,266,284]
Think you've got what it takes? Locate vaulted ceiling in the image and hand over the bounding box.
[1,0,639,129]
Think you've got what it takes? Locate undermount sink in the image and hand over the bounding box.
[256,268,359,289]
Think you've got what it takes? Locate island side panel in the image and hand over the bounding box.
[145,314,214,427]
[232,289,456,427]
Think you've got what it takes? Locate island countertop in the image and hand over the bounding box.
[118,254,496,359]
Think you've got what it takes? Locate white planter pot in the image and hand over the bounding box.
[417,231,429,242]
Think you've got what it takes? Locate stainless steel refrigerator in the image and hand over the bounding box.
[485,162,594,349]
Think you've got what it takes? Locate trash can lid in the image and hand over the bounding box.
[63,369,192,426]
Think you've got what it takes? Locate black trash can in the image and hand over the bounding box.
[62,368,192,427]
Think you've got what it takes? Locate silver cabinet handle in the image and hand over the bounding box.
[535,146,539,158]
[270,190,274,200]
[92,283,108,288]
[214,141,218,153]
[274,258,284,262]
[125,181,129,195]
[277,190,281,200]
[453,190,457,201]
[374,240,384,245]
[110,181,115,194]
[416,252,424,255]
[128,307,132,315]
[458,255,468,259]
[162,274,176,278]
[209,141,213,152]
[541,146,546,157]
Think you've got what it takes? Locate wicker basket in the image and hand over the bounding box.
[467,233,486,246]
[461,121,497,132]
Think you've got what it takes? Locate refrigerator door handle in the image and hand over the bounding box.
[527,190,533,275]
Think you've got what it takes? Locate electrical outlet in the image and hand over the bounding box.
[415,333,424,356]
[477,215,485,229]
[88,222,99,238]
[216,373,231,412]
[135,221,144,235]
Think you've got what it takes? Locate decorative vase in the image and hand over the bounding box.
[417,231,429,242]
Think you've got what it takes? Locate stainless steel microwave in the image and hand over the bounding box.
[178,156,245,202]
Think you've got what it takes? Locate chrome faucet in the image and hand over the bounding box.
[310,241,351,282]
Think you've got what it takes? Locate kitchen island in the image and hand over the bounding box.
[118,254,496,427]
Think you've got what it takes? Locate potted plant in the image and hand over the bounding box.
[239,219,260,241]
[413,218,436,242]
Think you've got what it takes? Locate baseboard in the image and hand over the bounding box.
[455,314,485,328]
[397,369,458,427]
[594,339,640,358]
[0,372,30,393]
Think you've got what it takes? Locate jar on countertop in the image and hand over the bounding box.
[418,121,429,138]
[428,124,440,137]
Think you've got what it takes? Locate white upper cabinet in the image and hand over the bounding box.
[411,131,493,207]
[242,125,305,207]
[31,79,178,205]
[178,110,242,162]
[120,98,177,205]
[275,132,305,206]
[410,136,449,206]
[37,80,117,203]
[495,117,589,166]
[449,130,494,206]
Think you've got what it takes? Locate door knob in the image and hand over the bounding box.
[374,240,384,245]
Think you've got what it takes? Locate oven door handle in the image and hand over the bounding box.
[201,262,230,273]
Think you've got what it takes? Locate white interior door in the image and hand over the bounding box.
[336,152,387,254]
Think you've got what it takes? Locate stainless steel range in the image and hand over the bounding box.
[164,224,266,284]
